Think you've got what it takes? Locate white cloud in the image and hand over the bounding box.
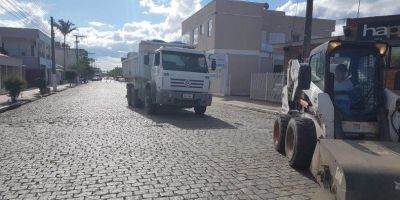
[94,56,122,71]
[277,0,400,36]
[0,0,50,34]
[0,0,204,70]
[74,0,202,69]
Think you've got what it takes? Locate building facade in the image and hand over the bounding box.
[182,0,335,95]
[0,27,52,86]
[55,44,88,72]
[0,53,24,93]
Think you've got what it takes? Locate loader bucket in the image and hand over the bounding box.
[310,139,400,200]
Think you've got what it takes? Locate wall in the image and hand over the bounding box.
[228,54,260,95]
[182,0,335,96]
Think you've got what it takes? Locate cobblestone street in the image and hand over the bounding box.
[0,82,318,200]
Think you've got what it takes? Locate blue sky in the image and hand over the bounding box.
[0,0,398,70]
[44,0,289,28]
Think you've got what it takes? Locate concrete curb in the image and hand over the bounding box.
[0,87,70,114]
[216,101,280,115]
[0,102,21,113]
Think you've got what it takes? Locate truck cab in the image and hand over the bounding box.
[125,40,215,115]
[145,46,214,114]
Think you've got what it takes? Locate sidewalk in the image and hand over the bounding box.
[213,95,281,115]
[0,84,70,113]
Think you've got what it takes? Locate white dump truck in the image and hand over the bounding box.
[122,40,216,115]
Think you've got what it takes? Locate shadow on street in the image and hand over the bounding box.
[129,106,237,130]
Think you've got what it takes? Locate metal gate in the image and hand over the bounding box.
[250,73,285,103]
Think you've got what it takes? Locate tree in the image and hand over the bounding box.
[3,78,27,103]
[55,19,77,75]
[65,71,77,86]
[70,56,96,83]
[107,67,122,78]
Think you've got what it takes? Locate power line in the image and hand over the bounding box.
[7,0,50,33]
[0,0,49,34]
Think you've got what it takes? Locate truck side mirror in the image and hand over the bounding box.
[211,60,217,71]
[298,64,311,90]
[144,55,149,65]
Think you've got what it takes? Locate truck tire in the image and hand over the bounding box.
[144,91,156,114]
[273,115,291,154]
[285,117,317,169]
[131,88,142,108]
[194,106,206,115]
[127,85,133,106]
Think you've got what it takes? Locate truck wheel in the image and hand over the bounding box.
[131,89,142,108]
[127,85,132,106]
[144,92,155,114]
[285,117,317,169]
[273,115,291,154]
[194,106,206,115]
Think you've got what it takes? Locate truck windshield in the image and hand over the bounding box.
[162,51,208,73]
[329,46,380,120]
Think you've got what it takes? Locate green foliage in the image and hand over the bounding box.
[34,77,47,90]
[107,67,122,78]
[65,71,77,83]
[55,20,77,36]
[34,78,48,95]
[3,78,27,103]
[70,56,96,82]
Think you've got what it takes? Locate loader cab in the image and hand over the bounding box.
[309,40,388,137]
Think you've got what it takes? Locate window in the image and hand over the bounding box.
[328,47,380,117]
[154,52,160,66]
[162,51,208,73]
[309,52,325,90]
[389,46,400,68]
[269,33,286,44]
[208,19,213,37]
[291,34,300,42]
[193,27,199,45]
[31,45,34,56]
[200,24,205,35]
[182,33,190,44]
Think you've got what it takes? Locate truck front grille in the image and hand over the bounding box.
[170,78,204,89]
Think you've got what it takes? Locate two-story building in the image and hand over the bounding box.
[182,0,335,95]
[55,42,89,73]
[0,27,52,86]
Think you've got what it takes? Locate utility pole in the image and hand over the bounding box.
[73,35,86,64]
[50,17,57,91]
[302,0,313,60]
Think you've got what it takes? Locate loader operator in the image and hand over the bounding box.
[334,64,354,114]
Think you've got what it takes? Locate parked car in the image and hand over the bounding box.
[92,76,102,81]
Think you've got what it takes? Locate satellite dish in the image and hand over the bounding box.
[264,3,269,10]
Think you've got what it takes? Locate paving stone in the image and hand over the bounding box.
[0,82,318,200]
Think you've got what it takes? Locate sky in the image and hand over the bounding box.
[0,0,399,71]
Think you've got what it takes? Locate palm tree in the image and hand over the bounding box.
[55,20,77,76]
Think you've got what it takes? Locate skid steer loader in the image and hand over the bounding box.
[273,39,400,200]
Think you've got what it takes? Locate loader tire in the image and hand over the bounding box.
[285,117,317,169]
[273,115,291,154]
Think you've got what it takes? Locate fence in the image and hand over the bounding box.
[250,73,285,103]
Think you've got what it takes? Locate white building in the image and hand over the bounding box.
[0,27,52,86]
[0,53,24,93]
